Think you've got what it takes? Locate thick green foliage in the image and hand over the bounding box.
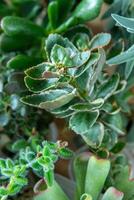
[0,0,134,200]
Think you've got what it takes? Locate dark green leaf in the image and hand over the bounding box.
[69,110,99,135]
[1,16,44,38]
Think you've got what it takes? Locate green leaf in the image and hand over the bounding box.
[89,49,106,94]
[15,177,28,186]
[56,0,75,24]
[112,14,134,32]
[50,44,90,68]
[64,24,92,40]
[96,74,120,100]
[114,166,134,200]
[8,184,22,195]
[72,0,103,23]
[70,99,104,111]
[21,88,76,110]
[102,187,124,200]
[89,33,111,50]
[107,46,134,65]
[48,1,58,29]
[44,170,54,187]
[58,148,73,159]
[72,33,90,51]
[25,63,57,80]
[0,187,8,196]
[69,110,99,135]
[7,55,42,71]
[24,76,58,93]
[34,181,69,200]
[43,146,51,157]
[125,59,134,80]
[0,159,6,168]
[82,122,104,148]
[1,16,44,38]
[0,112,9,127]
[45,34,78,59]
[80,193,92,200]
[6,159,14,169]
[73,53,100,77]
[12,139,27,152]
[104,112,125,135]
[73,154,89,199]
[0,33,34,52]
[85,156,110,200]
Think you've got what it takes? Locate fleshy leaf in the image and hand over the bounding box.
[72,0,103,23]
[80,193,92,200]
[1,16,44,37]
[73,153,89,199]
[34,181,69,200]
[102,187,124,200]
[85,156,110,200]
[7,55,42,70]
[114,166,134,200]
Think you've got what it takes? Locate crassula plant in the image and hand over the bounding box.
[0,0,134,200]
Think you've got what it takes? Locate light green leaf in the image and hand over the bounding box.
[114,166,134,200]
[102,187,124,200]
[73,154,89,199]
[34,181,69,200]
[85,156,110,200]
[80,193,92,200]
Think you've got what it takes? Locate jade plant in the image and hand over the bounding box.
[0,0,134,200]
